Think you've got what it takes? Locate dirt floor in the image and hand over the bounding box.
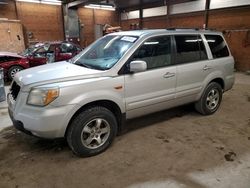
[0,73,250,188]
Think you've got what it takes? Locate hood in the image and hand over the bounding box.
[15,61,104,87]
[0,52,24,58]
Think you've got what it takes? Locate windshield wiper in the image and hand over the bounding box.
[74,61,97,70]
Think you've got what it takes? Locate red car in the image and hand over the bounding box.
[0,41,82,80]
[22,41,82,67]
[0,52,30,80]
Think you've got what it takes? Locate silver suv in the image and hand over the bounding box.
[7,29,235,157]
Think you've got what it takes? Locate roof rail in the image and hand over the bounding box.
[203,28,216,31]
[166,28,200,31]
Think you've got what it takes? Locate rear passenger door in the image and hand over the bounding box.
[174,35,211,101]
[124,35,176,119]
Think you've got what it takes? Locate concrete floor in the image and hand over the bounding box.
[0,73,250,188]
[0,85,11,131]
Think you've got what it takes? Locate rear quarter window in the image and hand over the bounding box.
[205,34,230,58]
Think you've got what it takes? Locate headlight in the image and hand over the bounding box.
[27,87,59,106]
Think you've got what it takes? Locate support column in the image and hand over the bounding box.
[204,0,210,29]
[139,0,143,29]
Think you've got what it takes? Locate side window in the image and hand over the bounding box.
[34,46,48,58]
[175,35,208,64]
[205,35,229,58]
[60,43,74,53]
[48,45,55,53]
[131,35,172,70]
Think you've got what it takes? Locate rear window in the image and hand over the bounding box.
[205,35,229,58]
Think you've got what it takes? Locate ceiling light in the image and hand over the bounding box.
[16,0,61,5]
[84,3,115,11]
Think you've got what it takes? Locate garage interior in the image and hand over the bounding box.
[0,0,250,187]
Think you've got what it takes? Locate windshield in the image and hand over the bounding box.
[21,44,50,56]
[21,45,37,56]
[72,35,138,70]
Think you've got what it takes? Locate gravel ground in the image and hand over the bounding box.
[0,73,250,188]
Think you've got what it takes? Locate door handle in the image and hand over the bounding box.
[203,65,212,71]
[163,72,175,78]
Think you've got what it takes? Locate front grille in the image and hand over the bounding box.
[10,81,20,100]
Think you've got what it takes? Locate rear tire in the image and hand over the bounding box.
[195,82,222,115]
[67,106,117,157]
[8,66,23,80]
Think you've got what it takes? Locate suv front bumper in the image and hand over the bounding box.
[7,92,75,138]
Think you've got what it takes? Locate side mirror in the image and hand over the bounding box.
[129,60,147,73]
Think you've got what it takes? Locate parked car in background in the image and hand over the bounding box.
[0,42,83,80]
[21,41,82,67]
[0,52,30,80]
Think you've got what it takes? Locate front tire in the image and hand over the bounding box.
[195,82,222,115]
[8,66,23,80]
[67,106,117,157]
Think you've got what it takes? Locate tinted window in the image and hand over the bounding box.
[175,35,207,64]
[205,35,229,58]
[131,36,172,70]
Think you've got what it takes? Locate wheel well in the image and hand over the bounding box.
[210,78,224,90]
[65,100,123,137]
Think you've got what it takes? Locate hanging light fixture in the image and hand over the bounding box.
[84,2,116,11]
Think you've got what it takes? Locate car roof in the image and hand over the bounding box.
[32,41,81,48]
[0,52,24,58]
[109,29,222,37]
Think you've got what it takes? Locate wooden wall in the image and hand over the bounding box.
[121,6,250,71]
[0,1,118,48]
[0,20,25,53]
[16,2,64,43]
[78,7,118,47]
[0,1,17,20]
[0,0,64,46]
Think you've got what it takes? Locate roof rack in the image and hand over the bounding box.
[166,27,216,31]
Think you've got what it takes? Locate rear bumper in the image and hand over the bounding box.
[224,74,235,91]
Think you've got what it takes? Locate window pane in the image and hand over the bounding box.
[60,43,74,53]
[205,35,229,58]
[132,36,172,69]
[175,35,207,64]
